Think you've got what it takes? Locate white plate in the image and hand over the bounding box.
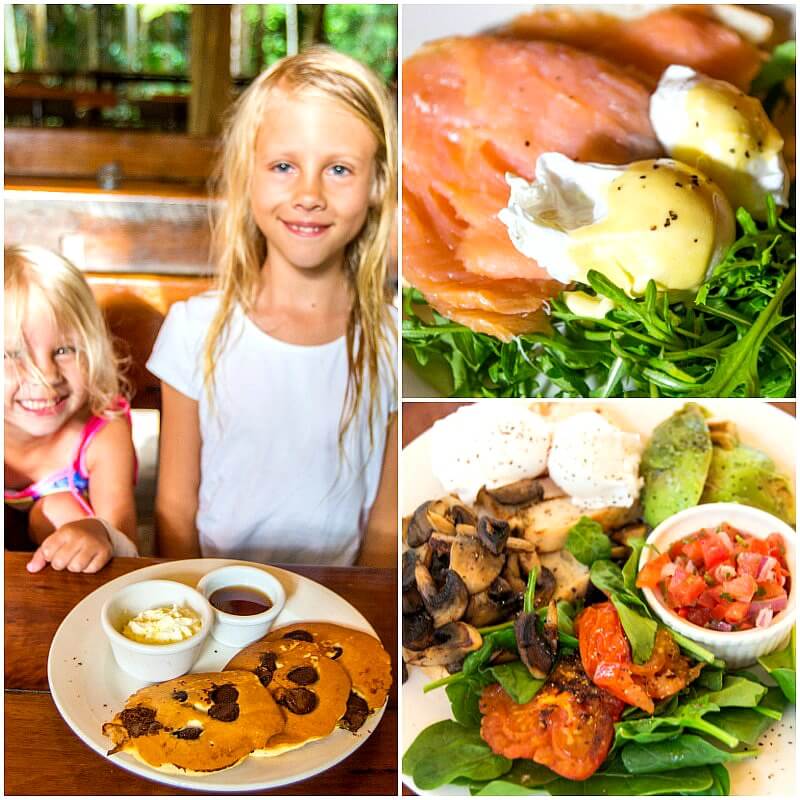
[401,399,796,795]
[48,558,388,793]
[400,3,796,400]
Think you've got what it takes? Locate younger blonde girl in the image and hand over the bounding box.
[148,46,397,566]
[4,246,138,572]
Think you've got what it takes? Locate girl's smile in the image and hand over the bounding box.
[4,289,88,439]
[250,89,378,273]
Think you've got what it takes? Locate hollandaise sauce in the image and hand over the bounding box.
[567,161,727,294]
[673,81,784,215]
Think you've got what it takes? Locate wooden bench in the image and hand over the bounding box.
[86,272,213,409]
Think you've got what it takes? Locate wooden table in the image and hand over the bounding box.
[4,552,397,796]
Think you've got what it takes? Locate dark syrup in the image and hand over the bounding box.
[209,585,272,616]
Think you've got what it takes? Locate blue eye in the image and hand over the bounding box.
[54,346,76,358]
[330,164,351,176]
[272,162,293,173]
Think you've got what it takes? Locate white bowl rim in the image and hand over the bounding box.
[100,579,213,654]
[639,502,796,642]
[196,565,286,627]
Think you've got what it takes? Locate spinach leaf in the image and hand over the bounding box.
[472,780,540,795]
[610,597,657,664]
[472,759,559,794]
[758,629,796,703]
[694,675,768,709]
[621,734,759,773]
[488,661,544,705]
[704,706,779,747]
[751,40,796,93]
[753,686,789,720]
[446,677,489,728]
[547,763,715,795]
[622,536,646,594]
[523,564,538,614]
[695,668,724,691]
[402,720,512,789]
[566,517,612,566]
[681,764,730,796]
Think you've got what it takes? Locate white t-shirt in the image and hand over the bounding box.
[147,293,397,566]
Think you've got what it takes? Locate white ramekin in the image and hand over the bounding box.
[100,579,213,681]
[639,502,796,669]
[196,565,286,647]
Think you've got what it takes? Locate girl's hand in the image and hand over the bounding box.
[26,518,113,574]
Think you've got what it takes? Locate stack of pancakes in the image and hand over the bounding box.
[102,622,392,775]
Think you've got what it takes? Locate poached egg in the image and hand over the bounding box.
[650,65,789,220]
[499,153,734,317]
[430,402,551,505]
[548,411,643,510]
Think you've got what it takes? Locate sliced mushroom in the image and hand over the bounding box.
[407,501,434,547]
[476,516,511,555]
[402,608,434,651]
[403,622,482,667]
[415,564,469,628]
[431,531,535,553]
[429,550,450,585]
[449,535,505,594]
[503,553,527,595]
[534,566,557,609]
[515,600,559,679]
[518,549,541,576]
[402,550,424,615]
[610,523,649,547]
[485,478,545,506]
[427,498,456,535]
[464,577,520,627]
[449,505,477,527]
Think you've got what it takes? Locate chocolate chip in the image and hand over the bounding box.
[340,692,370,732]
[287,666,318,685]
[254,665,274,687]
[259,652,278,671]
[119,706,163,738]
[171,690,188,702]
[208,702,240,722]
[172,726,202,740]
[276,687,318,715]
[283,630,314,643]
[210,684,239,705]
[327,646,344,660]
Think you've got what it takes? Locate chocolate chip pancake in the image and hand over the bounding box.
[102,671,285,774]
[265,622,392,721]
[225,638,351,755]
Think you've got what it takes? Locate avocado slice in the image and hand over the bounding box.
[641,403,712,527]
[701,444,795,525]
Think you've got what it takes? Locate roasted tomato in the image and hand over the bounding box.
[576,602,702,713]
[479,653,623,781]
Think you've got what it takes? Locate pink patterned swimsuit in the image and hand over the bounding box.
[4,398,134,515]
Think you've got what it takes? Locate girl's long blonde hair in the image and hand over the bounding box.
[206,46,397,444]
[4,245,127,417]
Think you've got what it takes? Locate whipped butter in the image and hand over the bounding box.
[122,605,202,645]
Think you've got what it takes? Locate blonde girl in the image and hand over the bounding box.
[148,46,397,566]
[4,246,138,572]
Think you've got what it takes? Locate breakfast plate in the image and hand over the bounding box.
[401,399,796,795]
[48,558,388,792]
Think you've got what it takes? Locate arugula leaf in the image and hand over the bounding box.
[566,517,612,565]
[402,199,795,398]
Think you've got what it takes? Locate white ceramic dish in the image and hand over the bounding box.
[48,558,388,792]
[197,564,286,647]
[101,579,213,681]
[639,503,796,668]
[401,399,796,795]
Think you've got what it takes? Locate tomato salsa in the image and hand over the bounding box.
[637,523,791,632]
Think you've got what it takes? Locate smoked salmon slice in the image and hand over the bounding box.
[403,36,661,339]
[498,6,764,90]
